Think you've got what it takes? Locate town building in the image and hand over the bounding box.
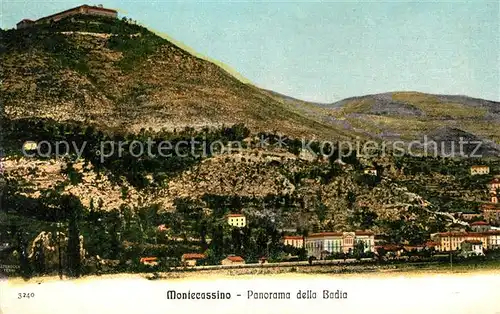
[16,19,35,29]
[487,232,500,250]
[305,231,375,259]
[424,241,440,250]
[470,221,491,233]
[181,253,206,266]
[403,245,425,252]
[470,165,490,175]
[489,178,500,204]
[431,231,500,251]
[221,255,245,266]
[460,240,484,256]
[16,4,118,29]
[458,212,482,221]
[374,244,404,257]
[139,257,158,266]
[282,236,304,248]
[482,204,500,225]
[491,192,498,204]
[363,168,378,175]
[227,213,246,228]
[22,141,37,151]
[489,178,500,190]
[431,232,486,251]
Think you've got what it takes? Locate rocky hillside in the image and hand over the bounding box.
[0,15,349,140]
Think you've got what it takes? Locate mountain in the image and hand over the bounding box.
[0,15,349,140]
[324,92,500,155]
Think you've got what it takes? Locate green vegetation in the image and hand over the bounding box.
[3,118,250,188]
[391,92,487,119]
[340,98,375,114]
[106,32,167,71]
[1,14,170,75]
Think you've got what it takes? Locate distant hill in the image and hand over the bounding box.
[324,92,500,155]
[0,15,349,139]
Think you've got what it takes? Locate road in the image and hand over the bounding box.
[174,258,374,271]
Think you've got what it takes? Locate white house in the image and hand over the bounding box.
[305,231,375,259]
[470,165,490,175]
[227,213,246,228]
[363,168,377,176]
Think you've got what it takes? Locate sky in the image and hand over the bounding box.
[1,0,499,103]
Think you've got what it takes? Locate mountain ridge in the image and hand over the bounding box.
[0,15,351,140]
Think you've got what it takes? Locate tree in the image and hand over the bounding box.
[351,207,378,230]
[375,247,387,261]
[353,241,365,260]
[64,194,83,277]
[33,242,46,275]
[107,210,123,260]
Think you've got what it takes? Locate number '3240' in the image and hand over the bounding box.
[18,293,35,299]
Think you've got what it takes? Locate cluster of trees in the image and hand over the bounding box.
[1,194,84,279]
[172,197,305,265]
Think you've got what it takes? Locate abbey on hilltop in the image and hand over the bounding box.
[16,4,118,29]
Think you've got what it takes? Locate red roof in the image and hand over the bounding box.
[140,257,157,262]
[355,231,374,236]
[82,4,118,13]
[39,4,117,22]
[182,253,206,260]
[283,236,303,240]
[227,213,244,218]
[308,232,343,238]
[375,244,402,251]
[434,231,500,237]
[404,245,424,250]
[435,232,469,237]
[470,221,489,226]
[490,178,500,184]
[425,241,440,247]
[225,256,244,262]
[464,240,482,244]
[471,165,489,169]
[307,231,374,237]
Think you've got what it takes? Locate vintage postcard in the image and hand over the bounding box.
[0,1,499,313]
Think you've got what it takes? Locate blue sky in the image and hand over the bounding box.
[1,0,499,102]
